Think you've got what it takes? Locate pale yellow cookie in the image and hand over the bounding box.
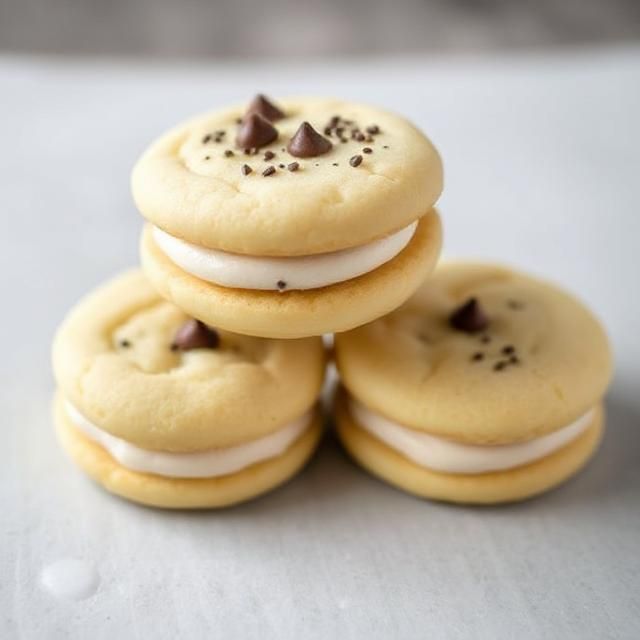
[334,262,612,503]
[131,97,443,256]
[335,390,604,504]
[55,393,323,509]
[140,211,442,339]
[52,270,326,508]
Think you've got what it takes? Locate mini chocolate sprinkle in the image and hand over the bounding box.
[216,130,226,136]
[202,134,213,144]
[287,122,332,158]
[329,116,340,126]
[264,150,276,161]
[235,118,243,124]
[324,127,332,136]
[119,339,131,348]
[341,138,348,143]
[449,298,489,334]
[278,163,285,168]
[480,335,491,344]
[244,148,252,155]
[350,154,363,167]
[366,125,380,134]
[502,345,515,355]
[343,119,353,125]
[494,361,507,371]
[365,135,374,143]
[170,343,178,352]
[241,164,252,175]
[224,150,234,157]
[507,299,525,310]
[363,147,373,154]
[287,162,299,172]
[471,352,484,362]
[383,145,389,149]
[204,155,211,160]
[332,162,339,166]
[509,355,520,364]
[262,165,276,177]
[354,132,365,142]
[277,280,287,291]
[172,319,219,351]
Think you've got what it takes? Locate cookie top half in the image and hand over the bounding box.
[131,96,443,256]
[52,270,325,452]
[335,262,612,444]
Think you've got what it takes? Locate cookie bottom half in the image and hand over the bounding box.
[140,211,442,339]
[54,395,323,509]
[334,393,604,505]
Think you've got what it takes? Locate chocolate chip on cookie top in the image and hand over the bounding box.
[287,122,333,158]
[449,298,489,334]
[171,319,220,351]
[245,94,286,122]
[235,113,279,150]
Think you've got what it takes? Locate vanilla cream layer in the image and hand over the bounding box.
[65,400,312,478]
[152,221,418,291]
[349,396,594,474]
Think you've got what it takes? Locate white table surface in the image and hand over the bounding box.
[2,47,640,639]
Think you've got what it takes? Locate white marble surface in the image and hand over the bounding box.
[2,47,640,639]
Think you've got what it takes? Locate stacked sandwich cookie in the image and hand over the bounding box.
[133,96,443,338]
[52,270,325,509]
[334,262,613,504]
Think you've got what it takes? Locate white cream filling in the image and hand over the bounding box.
[152,221,417,291]
[349,396,594,474]
[65,400,312,479]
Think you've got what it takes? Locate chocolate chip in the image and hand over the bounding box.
[287,162,299,172]
[172,319,219,351]
[366,125,380,135]
[264,150,276,161]
[362,147,373,154]
[276,280,287,291]
[287,122,332,158]
[449,298,489,334]
[241,164,252,175]
[502,345,515,355]
[262,166,276,177]
[119,339,131,348]
[471,352,484,362]
[349,155,363,167]
[235,113,278,150]
[246,94,285,122]
[494,361,507,372]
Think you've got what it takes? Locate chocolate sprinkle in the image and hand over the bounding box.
[119,339,131,348]
[287,122,332,158]
[241,164,252,175]
[224,149,234,157]
[262,166,276,177]
[449,298,489,334]
[502,345,515,355]
[363,147,373,154]
[264,150,276,161]
[246,94,285,122]
[276,280,287,291]
[235,113,278,150]
[278,163,285,169]
[349,155,363,167]
[287,162,300,172]
[471,352,484,362]
[202,134,213,144]
[366,125,380,135]
[494,361,507,372]
[172,319,219,351]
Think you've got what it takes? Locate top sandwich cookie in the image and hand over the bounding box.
[334,262,613,504]
[52,269,325,508]
[133,95,443,338]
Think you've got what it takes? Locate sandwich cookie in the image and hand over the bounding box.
[133,95,443,338]
[334,262,613,504]
[52,270,325,508]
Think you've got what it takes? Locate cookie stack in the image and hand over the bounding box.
[52,94,612,508]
